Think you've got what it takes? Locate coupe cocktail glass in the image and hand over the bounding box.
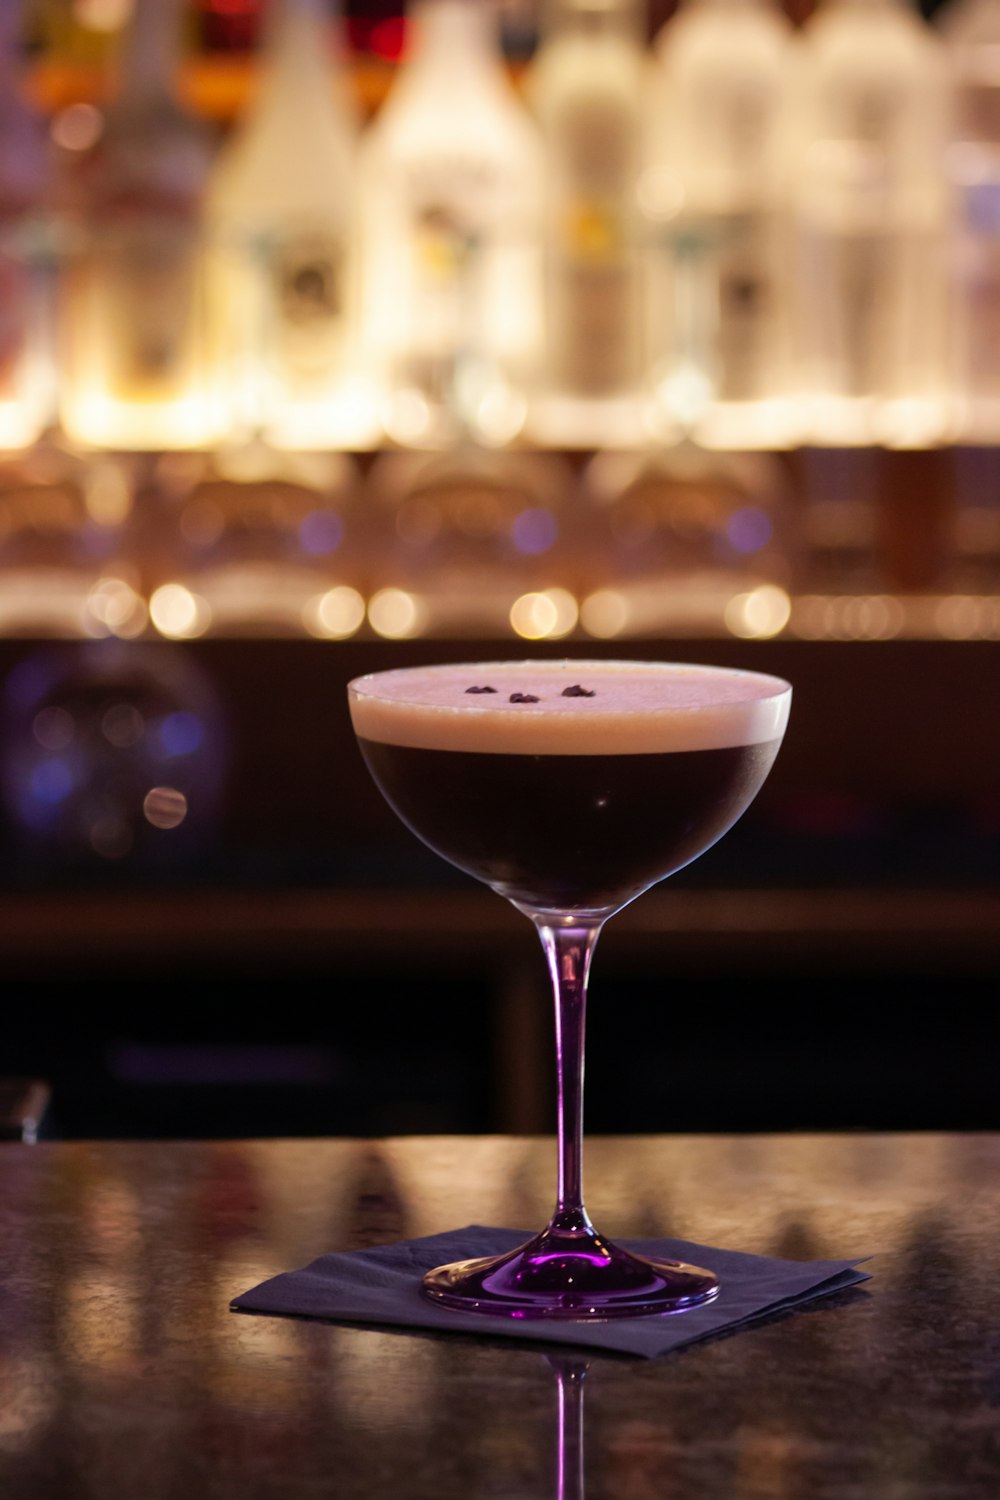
[348,659,791,1319]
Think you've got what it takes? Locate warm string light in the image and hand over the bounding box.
[30,578,972,643]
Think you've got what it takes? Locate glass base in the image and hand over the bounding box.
[421,1222,719,1320]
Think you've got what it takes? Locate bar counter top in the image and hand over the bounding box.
[2,1132,999,1497]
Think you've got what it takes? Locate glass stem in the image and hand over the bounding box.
[553,1357,588,1500]
[534,916,605,1229]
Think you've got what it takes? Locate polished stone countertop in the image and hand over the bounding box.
[2,1133,998,1498]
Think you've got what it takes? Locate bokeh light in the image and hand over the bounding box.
[74,0,132,30]
[84,578,147,639]
[510,507,558,556]
[725,506,773,555]
[159,712,205,756]
[32,706,74,752]
[149,584,211,640]
[143,786,189,831]
[580,588,629,639]
[101,702,144,749]
[51,102,104,153]
[298,510,343,557]
[303,586,366,640]
[509,589,578,640]
[1,643,230,868]
[724,585,792,640]
[794,594,906,641]
[934,595,1000,640]
[368,588,423,639]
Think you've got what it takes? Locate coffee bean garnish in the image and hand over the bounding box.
[561,684,596,698]
[509,692,540,703]
[465,685,497,694]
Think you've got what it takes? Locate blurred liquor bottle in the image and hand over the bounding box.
[527,0,648,448]
[0,0,55,450]
[359,0,543,449]
[58,0,220,450]
[939,0,1000,441]
[23,0,124,68]
[789,0,952,447]
[206,0,375,449]
[645,0,795,451]
[193,0,266,53]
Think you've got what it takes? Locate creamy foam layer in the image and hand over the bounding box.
[349,660,791,755]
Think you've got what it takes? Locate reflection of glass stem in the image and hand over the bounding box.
[548,1355,589,1500]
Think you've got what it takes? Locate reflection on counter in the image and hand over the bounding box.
[4,1135,1000,1497]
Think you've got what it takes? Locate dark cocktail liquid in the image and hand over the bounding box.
[358,737,781,910]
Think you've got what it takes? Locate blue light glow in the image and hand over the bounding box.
[299,510,343,556]
[29,759,74,804]
[511,508,558,556]
[726,506,773,555]
[159,711,204,756]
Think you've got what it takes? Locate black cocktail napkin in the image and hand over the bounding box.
[232,1226,870,1358]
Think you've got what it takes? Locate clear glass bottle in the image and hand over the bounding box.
[0,0,55,450]
[939,0,1000,439]
[206,0,375,449]
[527,0,648,447]
[59,0,219,450]
[359,0,543,448]
[790,0,952,446]
[645,0,795,450]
